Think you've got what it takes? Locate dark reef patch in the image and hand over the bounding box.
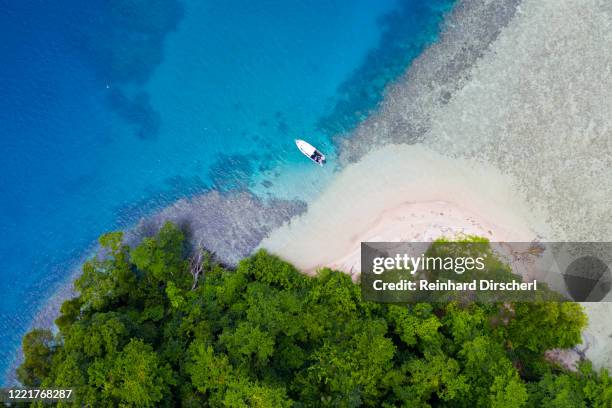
[67,0,184,139]
[115,149,280,229]
[107,89,161,139]
[74,0,184,85]
[115,151,274,232]
[125,191,307,266]
[316,0,455,137]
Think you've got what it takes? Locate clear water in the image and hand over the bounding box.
[0,0,454,380]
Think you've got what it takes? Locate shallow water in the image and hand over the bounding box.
[0,0,454,381]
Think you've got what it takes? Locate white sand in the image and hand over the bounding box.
[261,144,548,274]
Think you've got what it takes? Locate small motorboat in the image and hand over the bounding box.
[295,139,326,166]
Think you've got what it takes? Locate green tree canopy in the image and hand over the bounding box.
[18,223,611,406]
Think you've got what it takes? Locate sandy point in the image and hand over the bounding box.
[260,144,549,275]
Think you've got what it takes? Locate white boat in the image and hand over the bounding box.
[295,139,326,166]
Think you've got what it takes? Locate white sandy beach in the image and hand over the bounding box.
[261,144,548,274]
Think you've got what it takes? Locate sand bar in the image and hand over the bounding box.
[261,144,548,273]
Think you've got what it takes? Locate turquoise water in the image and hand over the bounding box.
[0,0,454,380]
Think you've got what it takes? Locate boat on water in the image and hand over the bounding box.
[295,139,326,166]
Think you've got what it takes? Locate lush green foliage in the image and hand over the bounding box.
[19,223,611,406]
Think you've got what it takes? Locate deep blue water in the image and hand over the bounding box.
[0,0,454,381]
